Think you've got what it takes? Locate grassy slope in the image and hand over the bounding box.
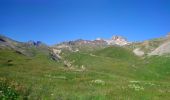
[0,46,170,100]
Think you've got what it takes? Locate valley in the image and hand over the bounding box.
[0,34,170,99]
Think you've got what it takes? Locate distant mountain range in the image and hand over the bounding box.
[1,33,170,61]
[0,35,49,57]
[1,33,170,99]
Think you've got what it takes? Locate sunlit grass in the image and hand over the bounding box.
[0,47,170,99]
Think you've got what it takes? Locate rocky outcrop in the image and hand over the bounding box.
[50,48,62,61]
[104,36,129,46]
[133,48,145,56]
[149,41,170,56]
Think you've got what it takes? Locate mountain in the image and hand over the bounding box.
[0,35,49,56]
[149,41,170,56]
[148,34,170,56]
[1,33,170,59]
[104,36,130,46]
[52,35,129,52]
[0,33,170,99]
[127,33,170,56]
[1,33,170,60]
[51,35,130,61]
[0,35,21,49]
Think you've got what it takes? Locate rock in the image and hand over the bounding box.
[0,38,6,42]
[50,48,62,61]
[27,40,46,47]
[52,49,61,54]
[52,35,130,52]
[149,41,170,56]
[50,53,61,61]
[104,36,129,46]
[133,48,144,56]
[64,61,72,67]
[95,36,129,46]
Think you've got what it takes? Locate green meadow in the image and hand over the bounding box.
[0,46,170,100]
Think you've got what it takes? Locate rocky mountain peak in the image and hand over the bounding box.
[52,35,130,53]
[104,35,129,46]
[111,36,126,41]
[95,35,129,46]
[27,40,45,47]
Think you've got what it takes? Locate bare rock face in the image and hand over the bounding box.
[52,49,61,54]
[133,48,145,56]
[105,36,129,46]
[149,41,170,56]
[50,48,62,61]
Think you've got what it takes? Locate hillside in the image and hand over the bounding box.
[94,46,137,60]
[0,35,170,100]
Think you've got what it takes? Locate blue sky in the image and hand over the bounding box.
[0,0,170,45]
